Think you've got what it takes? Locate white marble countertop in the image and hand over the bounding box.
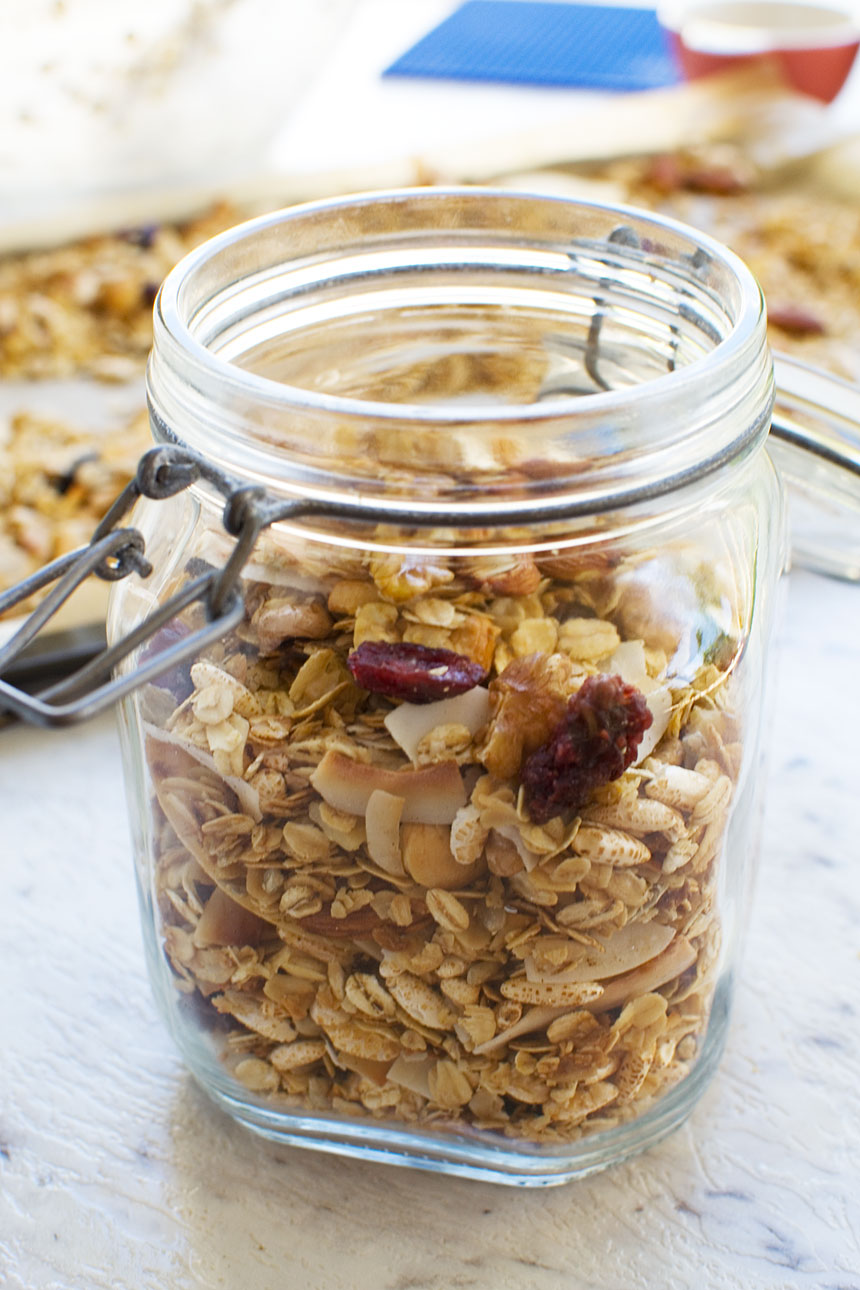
[2,566,859,1289]
[3,4,860,1284]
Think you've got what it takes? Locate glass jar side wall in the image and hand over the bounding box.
[111,449,783,1182]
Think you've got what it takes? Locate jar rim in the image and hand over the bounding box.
[154,186,766,427]
[149,187,773,513]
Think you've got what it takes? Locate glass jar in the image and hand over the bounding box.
[111,189,785,1185]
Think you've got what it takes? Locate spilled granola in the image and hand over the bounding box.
[144,533,741,1144]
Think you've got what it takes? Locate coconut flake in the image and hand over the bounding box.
[525,921,675,984]
[384,687,491,762]
[310,749,466,825]
[329,1052,393,1086]
[193,888,271,948]
[636,683,672,762]
[475,934,697,1053]
[365,790,405,876]
[491,823,543,871]
[474,1005,565,1055]
[604,640,647,683]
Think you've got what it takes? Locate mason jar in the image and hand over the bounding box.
[109,189,786,1185]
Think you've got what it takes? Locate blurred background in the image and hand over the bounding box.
[2,0,860,246]
[3,0,860,659]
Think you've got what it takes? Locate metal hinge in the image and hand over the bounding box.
[0,444,269,726]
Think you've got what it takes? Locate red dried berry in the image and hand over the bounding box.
[347,640,486,704]
[521,673,652,823]
[139,619,194,702]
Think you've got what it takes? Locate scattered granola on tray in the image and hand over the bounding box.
[0,204,243,610]
[0,407,152,616]
[3,140,860,611]
[561,142,860,382]
[0,203,240,381]
[143,532,739,1142]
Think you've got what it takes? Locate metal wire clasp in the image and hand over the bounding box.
[0,445,266,727]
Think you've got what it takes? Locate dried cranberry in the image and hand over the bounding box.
[347,640,486,704]
[767,302,826,337]
[139,619,194,702]
[521,674,652,823]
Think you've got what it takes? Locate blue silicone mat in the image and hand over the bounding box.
[385,1,680,92]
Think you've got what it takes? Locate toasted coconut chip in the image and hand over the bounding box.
[365,790,406,876]
[310,749,466,825]
[604,640,647,680]
[156,790,276,925]
[524,920,675,984]
[474,1005,566,1055]
[144,724,262,821]
[384,687,491,762]
[147,738,277,927]
[490,823,543,871]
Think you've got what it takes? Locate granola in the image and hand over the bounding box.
[0,203,241,381]
[143,530,741,1146]
[0,406,151,615]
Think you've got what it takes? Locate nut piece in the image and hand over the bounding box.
[401,823,484,889]
[479,652,585,780]
[252,596,333,652]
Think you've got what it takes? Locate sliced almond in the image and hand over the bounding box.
[595,935,696,1011]
[524,920,675,984]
